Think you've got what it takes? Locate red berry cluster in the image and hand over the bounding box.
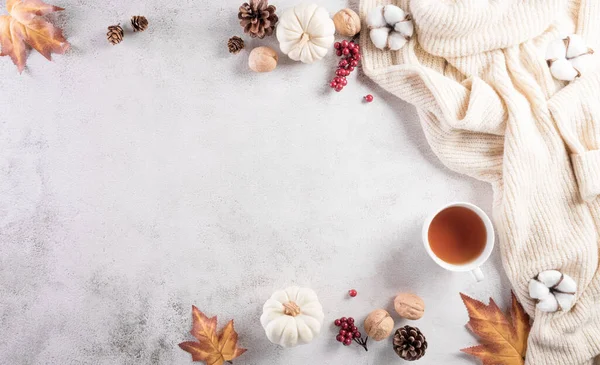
[330,40,361,92]
[334,317,368,351]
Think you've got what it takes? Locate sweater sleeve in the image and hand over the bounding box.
[548,66,600,201]
[360,37,506,183]
[547,0,600,202]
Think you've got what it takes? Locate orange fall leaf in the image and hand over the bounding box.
[0,0,69,73]
[460,291,531,365]
[179,305,247,365]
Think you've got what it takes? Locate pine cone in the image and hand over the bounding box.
[393,326,428,361]
[131,15,149,32]
[227,36,245,54]
[107,24,124,45]
[238,0,278,39]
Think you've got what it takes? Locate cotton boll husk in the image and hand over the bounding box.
[383,5,405,24]
[566,34,589,59]
[551,59,579,81]
[394,20,414,38]
[529,280,550,299]
[555,293,575,311]
[370,27,391,50]
[388,31,408,51]
[366,5,386,28]
[537,294,559,312]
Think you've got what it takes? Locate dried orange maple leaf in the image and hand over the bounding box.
[0,0,69,73]
[179,306,247,365]
[460,292,531,365]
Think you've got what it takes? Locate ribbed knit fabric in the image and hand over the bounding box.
[359,1,600,364]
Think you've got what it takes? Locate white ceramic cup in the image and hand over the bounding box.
[422,202,495,282]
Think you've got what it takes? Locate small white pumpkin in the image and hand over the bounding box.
[276,3,335,64]
[260,286,324,347]
[546,34,595,81]
[366,5,413,51]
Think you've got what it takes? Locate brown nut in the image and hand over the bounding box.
[364,309,394,341]
[394,293,425,320]
[248,46,278,73]
[332,8,361,37]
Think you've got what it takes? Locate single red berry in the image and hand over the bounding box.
[335,69,344,77]
[354,332,361,338]
[350,59,358,67]
[343,338,352,346]
[339,329,347,336]
[348,66,355,72]
[348,42,355,50]
[334,42,341,49]
[364,94,374,102]
[339,60,348,68]
[341,322,349,329]
[350,325,357,332]
[348,289,357,297]
[336,334,344,342]
[335,86,343,92]
[354,54,361,61]
[330,81,337,88]
[342,48,350,55]
[340,78,348,86]
[340,317,347,322]
[347,317,355,324]
[352,48,360,55]
[334,319,341,326]
[336,50,342,57]
[341,40,348,48]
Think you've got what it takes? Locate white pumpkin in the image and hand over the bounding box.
[276,3,335,64]
[260,286,324,347]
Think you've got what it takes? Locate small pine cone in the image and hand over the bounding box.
[238,0,278,39]
[131,15,149,32]
[393,326,428,361]
[227,36,245,54]
[107,24,124,45]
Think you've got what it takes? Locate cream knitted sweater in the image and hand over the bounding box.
[360,1,600,364]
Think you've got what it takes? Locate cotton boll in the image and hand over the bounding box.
[395,20,414,38]
[383,5,406,25]
[551,59,579,81]
[566,34,589,59]
[537,294,559,313]
[570,54,593,75]
[388,31,408,51]
[555,273,577,294]
[545,39,566,61]
[370,27,391,50]
[537,270,562,287]
[366,5,387,28]
[555,293,575,311]
[529,280,550,299]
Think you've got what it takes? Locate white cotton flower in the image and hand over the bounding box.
[529,270,577,313]
[546,34,594,81]
[366,5,413,51]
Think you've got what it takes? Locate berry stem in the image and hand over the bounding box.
[354,336,369,351]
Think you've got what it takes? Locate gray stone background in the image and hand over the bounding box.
[0,0,509,364]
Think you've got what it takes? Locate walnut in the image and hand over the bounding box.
[364,309,394,341]
[394,293,425,320]
[332,8,361,37]
[248,46,278,73]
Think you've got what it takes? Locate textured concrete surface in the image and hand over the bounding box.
[0,1,510,364]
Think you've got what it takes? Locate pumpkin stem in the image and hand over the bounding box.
[299,33,310,46]
[283,301,301,316]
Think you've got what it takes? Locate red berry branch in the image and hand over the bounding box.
[334,316,369,351]
[330,40,361,92]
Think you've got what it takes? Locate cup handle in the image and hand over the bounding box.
[471,267,485,282]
